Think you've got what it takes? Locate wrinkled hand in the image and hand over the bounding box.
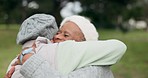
[21,43,36,64]
[12,57,21,66]
[4,43,36,78]
[4,54,33,78]
[4,66,15,78]
[4,58,20,78]
[22,53,33,64]
[4,53,33,78]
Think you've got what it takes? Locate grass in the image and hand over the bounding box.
[0,24,21,77]
[0,24,148,78]
[99,29,148,78]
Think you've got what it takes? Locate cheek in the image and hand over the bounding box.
[75,35,84,41]
[75,38,81,41]
[65,37,73,41]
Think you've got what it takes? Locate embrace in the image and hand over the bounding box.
[5,14,127,78]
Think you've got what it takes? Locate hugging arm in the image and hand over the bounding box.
[20,54,114,78]
[19,39,126,78]
[57,39,127,74]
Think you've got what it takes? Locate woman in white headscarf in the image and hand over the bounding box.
[20,15,126,78]
[5,15,126,78]
[5,14,114,78]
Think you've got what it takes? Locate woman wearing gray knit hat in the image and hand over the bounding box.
[18,15,126,77]
[6,14,110,78]
[6,13,59,78]
[5,15,126,78]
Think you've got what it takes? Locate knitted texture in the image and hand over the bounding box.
[20,54,114,78]
[17,14,58,45]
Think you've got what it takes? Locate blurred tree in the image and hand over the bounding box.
[138,0,148,31]
[0,0,21,28]
[49,0,76,25]
[16,0,76,25]
[79,0,143,31]
[0,0,145,31]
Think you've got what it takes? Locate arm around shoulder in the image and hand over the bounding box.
[91,39,127,65]
[20,53,112,78]
[56,40,127,74]
[106,39,127,63]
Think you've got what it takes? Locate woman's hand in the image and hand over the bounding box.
[18,47,35,64]
[21,42,36,64]
[22,53,34,64]
[4,66,15,78]
[4,52,34,78]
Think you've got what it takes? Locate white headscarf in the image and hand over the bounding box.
[60,15,99,41]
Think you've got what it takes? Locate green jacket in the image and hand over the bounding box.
[57,39,127,74]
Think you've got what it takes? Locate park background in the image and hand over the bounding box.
[0,0,148,78]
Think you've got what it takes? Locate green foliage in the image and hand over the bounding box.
[0,0,21,23]
[0,0,21,12]
[0,0,146,30]
[79,0,144,28]
[0,0,62,25]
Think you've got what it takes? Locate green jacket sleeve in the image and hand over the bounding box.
[57,39,127,74]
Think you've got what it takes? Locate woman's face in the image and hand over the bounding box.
[53,21,85,43]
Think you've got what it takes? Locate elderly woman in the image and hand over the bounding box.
[5,14,126,78]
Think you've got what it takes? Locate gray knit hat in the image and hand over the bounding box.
[17,14,58,45]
